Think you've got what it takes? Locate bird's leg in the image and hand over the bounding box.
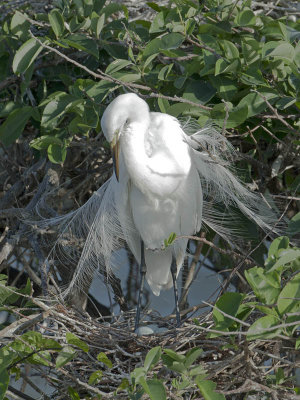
[171,254,181,327]
[134,240,147,332]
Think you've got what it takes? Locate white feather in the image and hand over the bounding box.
[32,94,284,300]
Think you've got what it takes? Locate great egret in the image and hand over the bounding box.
[40,93,282,331]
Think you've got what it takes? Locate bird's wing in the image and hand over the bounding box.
[146,112,192,178]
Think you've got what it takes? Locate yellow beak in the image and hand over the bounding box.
[111,133,120,182]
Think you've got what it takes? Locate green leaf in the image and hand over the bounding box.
[277,273,300,315]
[275,367,285,384]
[30,351,51,366]
[0,102,18,118]
[149,11,165,33]
[167,102,193,117]
[66,332,89,353]
[78,104,99,131]
[235,9,256,26]
[41,93,79,129]
[213,292,244,330]
[198,23,230,35]
[97,352,113,368]
[143,38,161,58]
[241,38,261,65]
[147,2,164,12]
[196,378,225,400]
[267,42,295,63]
[13,38,46,74]
[158,63,173,80]
[10,11,30,41]
[143,33,184,58]
[247,315,281,340]
[275,96,296,110]
[88,370,103,385]
[183,80,216,105]
[68,387,80,400]
[131,366,146,385]
[86,81,116,103]
[222,40,239,60]
[113,72,141,83]
[56,346,76,368]
[61,34,99,58]
[143,53,159,71]
[49,9,65,38]
[0,369,9,400]
[166,232,176,245]
[167,361,186,374]
[240,66,265,86]
[209,76,238,101]
[215,59,239,75]
[268,236,289,258]
[184,347,203,368]
[211,103,248,128]
[101,3,128,19]
[287,212,300,237]
[245,267,281,305]
[47,144,67,164]
[73,0,84,17]
[30,135,63,150]
[105,59,132,75]
[189,364,206,377]
[144,346,161,372]
[96,13,105,37]
[157,97,169,114]
[83,0,93,17]
[146,379,166,400]
[163,349,185,363]
[160,33,184,50]
[237,90,279,118]
[268,249,300,272]
[0,106,32,146]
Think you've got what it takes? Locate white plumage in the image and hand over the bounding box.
[39,93,282,318]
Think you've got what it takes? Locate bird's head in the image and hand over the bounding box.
[100,93,150,181]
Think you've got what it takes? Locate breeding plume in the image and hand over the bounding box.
[42,93,281,331]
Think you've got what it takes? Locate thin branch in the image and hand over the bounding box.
[30,32,212,111]
[252,89,300,136]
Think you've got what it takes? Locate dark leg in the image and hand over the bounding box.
[135,240,147,332]
[171,254,181,327]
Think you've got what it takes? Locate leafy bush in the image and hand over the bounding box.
[0,0,299,170]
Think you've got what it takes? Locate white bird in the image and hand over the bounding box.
[40,93,282,331]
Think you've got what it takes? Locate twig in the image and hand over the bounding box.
[221,100,230,135]
[179,233,205,309]
[251,1,300,13]
[7,387,36,400]
[187,36,223,60]
[178,235,253,264]
[30,32,212,111]
[201,300,250,327]
[252,89,299,136]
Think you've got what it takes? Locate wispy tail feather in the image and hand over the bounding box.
[186,125,286,242]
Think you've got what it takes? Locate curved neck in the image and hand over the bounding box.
[120,122,153,195]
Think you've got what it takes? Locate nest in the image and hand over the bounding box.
[3,295,299,400]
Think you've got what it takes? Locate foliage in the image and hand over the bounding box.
[209,236,300,341]
[0,0,299,170]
